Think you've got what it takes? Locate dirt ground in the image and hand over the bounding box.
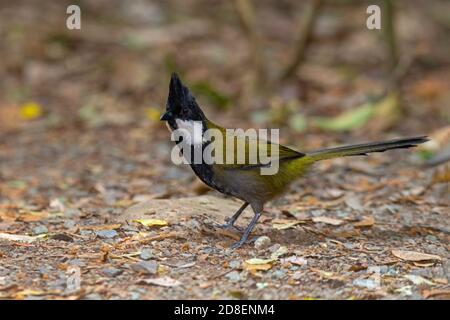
[0,0,449,299]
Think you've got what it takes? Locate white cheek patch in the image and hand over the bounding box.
[175,119,204,146]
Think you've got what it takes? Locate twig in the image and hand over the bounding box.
[280,0,323,80]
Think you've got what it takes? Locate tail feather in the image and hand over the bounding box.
[306,136,429,161]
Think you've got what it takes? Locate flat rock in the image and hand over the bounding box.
[118,196,244,224]
[95,229,118,239]
[130,260,158,274]
[101,267,123,277]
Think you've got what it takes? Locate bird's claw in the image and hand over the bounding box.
[230,239,246,249]
[216,221,243,232]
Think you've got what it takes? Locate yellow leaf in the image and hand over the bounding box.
[243,262,272,271]
[19,102,42,120]
[145,107,161,122]
[245,258,274,265]
[311,103,374,131]
[133,219,168,227]
[13,289,60,299]
[371,91,401,131]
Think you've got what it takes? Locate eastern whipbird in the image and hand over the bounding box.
[160,73,428,249]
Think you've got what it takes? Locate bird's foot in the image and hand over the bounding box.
[216,221,243,232]
[230,238,246,249]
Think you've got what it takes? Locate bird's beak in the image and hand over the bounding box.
[160,111,173,121]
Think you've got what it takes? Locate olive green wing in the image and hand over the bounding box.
[204,120,304,169]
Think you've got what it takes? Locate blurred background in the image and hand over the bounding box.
[1,0,449,202]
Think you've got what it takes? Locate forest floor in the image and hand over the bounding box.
[1,122,448,300]
[0,0,449,299]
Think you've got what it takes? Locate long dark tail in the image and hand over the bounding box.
[305,136,429,161]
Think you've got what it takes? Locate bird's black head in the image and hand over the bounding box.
[160,73,205,128]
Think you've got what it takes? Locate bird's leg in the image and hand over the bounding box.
[231,211,262,249]
[218,202,249,230]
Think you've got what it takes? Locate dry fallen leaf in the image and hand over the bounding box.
[138,276,181,287]
[243,262,272,271]
[245,258,274,265]
[312,216,344,226]
[281,255,307,266]
[79,224,122,231]
[243,257,274,271]
[133,219,168,227]
[272,219,303,230]
[422,289,450,299]
[271,246,289,260]
[13,289,60,299]
[392,250,442,262]
[0,233,46,243]
[404,275,435,286]
[353,216,375,228]
[413,261,436,267]
[19,211,51,222]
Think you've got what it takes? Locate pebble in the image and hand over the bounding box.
[64,209,81,218]
[68,259,86,267]
[95,229,118,239]
[229,260,241,269]
[254,236,271,250]
[353,278,378,290]
[140,248,154,260]
[256,282,269,289]
[83,293,103,300]
[225,271,241,282]
[63,220,76,229]
[80,230,93,236]
[268,244,281,253]
[272,270,286,279]
[32,225,48,235]
[101,267,123,277]
[131,260,158,274]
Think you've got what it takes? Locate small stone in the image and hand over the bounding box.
[32,225,48,235]
[268,244,281,253]
[254,236,271,250]
[186,219,201,231]
[225,271,241,282]
[64,220,76,229]
[68,259,86,267]
[272,270,286,279]
[101,267,123,277]
[50,233,74,242]
[353,278,378,290]
[83,293,103,300]
[80,230,92,236]
[131,260,158,274]
[140,248,154,260]
[64,209,81,218]
[95,229,118,239]
[229,260,241,269]
[256,282,269,289]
